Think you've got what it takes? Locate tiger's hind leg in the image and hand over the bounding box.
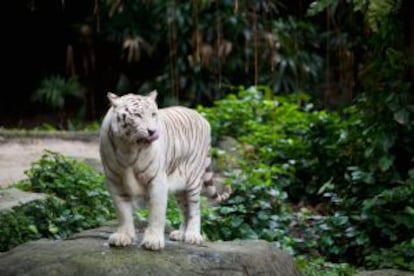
[169,192,188,241]
[183,180,203,245]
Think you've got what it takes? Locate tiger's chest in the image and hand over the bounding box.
[122,167,146,196]
[114,146,162,197]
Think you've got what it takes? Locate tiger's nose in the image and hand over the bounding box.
[148,129,156,136]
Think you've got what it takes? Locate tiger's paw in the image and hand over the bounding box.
[169,230,185,241]
[141,228,165,251]
[184,231,203,245]
[108,231,136,247]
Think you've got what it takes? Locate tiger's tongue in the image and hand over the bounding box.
[146,132,159,142]
[136,132,159,144]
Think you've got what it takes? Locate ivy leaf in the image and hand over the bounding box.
[48,224,59,234]
[408,169,414,179]
[393,109,409,125]
[28,225,39,234]
[307,0,338,16]
[379,155,394,172]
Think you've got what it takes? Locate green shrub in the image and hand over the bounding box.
[0,151,114,252]
[296,256,356,276]
[199,86,351,203]
[32,75,83,109]
[0,197,66,252]
[202,166,292,247]
[199,85,414,270]
[364,239,414,271]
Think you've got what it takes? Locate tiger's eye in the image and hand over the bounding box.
[152,112,157,117]
[134,113,142,118]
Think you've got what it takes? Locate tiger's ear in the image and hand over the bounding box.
[107,92,119,107]
[147,90,158,101]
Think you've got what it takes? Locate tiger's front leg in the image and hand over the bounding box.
[141,174,168,250]
[108,191,136,247]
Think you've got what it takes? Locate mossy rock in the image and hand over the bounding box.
[0,225,299,276]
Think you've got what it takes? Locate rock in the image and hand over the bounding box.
[357,269,414,276]
[0,188,46,213]
[217,136,240,158]
[0,225,299,276]
[214,136,242,173]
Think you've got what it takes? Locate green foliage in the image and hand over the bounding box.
[339,19,413,269]
[31,120,100,131]
[199,85,414,271]
[32,76,83,109]
[0,203,40,251]
[66,120,101,131]
[0,197,66,252]
[308,0,402,32]
[199,86,349,202]
[266,17,324,93]
[364,240,414,271]
[296,256,356,276]
[202,167,291,249]
[0,151,114,252]
[200,86,351,253]
[307,0,340,17]
[98,1,323,104]
[365,0,402,32]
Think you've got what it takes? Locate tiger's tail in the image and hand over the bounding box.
[203,157,232,203]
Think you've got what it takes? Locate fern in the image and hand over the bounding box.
[32,76,83,109]
[353,0,369,12]
[307,0,339,16]
[307,0,401,33]
[366,0,401,32]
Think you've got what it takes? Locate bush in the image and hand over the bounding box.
[202,167,291,247]
[199,86,351,203]
[0,151,114,252]
[0,197,66,252]
[198,86,414,271]
[296,256,356,276]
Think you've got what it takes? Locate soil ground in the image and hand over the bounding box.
[0,138,99,188]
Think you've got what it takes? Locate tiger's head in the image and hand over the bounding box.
[107,91,160,145]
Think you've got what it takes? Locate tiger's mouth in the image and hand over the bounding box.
[136,131,159,144]
[146,131,159,142]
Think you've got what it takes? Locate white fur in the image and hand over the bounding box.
[99,92,222,251]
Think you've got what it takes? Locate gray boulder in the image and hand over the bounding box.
[357,270,414,276]
[0,225,299,276]
[0,188,46,213]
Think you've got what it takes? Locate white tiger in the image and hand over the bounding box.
[99,90,230,250]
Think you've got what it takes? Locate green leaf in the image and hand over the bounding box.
[231,217,244,228]
[307,0,338,16]
[28,225,38,234]
[48,224,59,234]
[379,155,394,172]
[318,178,334,195]
[408,169,414,179]
[393,109,409,125]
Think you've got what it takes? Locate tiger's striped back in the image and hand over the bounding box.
[160,107,210,192]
